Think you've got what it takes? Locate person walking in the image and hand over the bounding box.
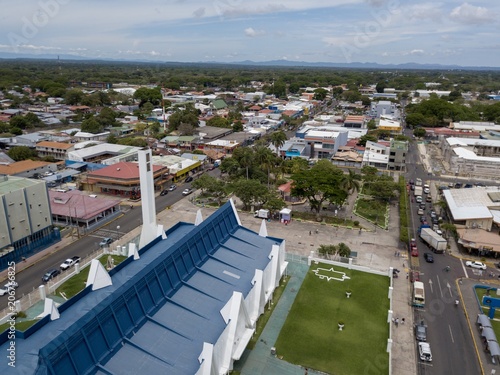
[395,318,399,327]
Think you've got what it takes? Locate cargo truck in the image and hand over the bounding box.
[420,227,447,253]
[414,186,423,197]
[254,209,270,219]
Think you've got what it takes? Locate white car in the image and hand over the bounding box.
[60,256,81,270]
[423,187,430,194]
[0,281,19,296]
[465,261,487,270]
[182,188,193,196]
[418,342,432,362]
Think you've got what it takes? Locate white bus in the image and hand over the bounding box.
[413,281,425,308]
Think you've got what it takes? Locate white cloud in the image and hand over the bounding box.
[244,27,266,37]
[409,49,424,55]
[450,3,495,24]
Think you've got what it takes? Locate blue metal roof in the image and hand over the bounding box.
[0,201,281,375]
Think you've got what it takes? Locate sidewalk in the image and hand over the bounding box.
[458,278,500,374]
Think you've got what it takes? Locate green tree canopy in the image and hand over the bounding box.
[7,146,37,161]
[291,160,346,214]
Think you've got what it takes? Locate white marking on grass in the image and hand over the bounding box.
[313,267,351,282]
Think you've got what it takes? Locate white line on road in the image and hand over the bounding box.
[449,325,455,343]
[436,275,444,298]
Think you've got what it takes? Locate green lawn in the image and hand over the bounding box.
[355,198,387,227]
[0,319,40,333]
[475,287,500,320]
[55,255,126,299]
[275,263,390,375]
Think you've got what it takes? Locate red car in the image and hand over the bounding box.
[410,270,420,282]
[411,247,419,257]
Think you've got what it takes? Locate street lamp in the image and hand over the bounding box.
[116,225,120,240]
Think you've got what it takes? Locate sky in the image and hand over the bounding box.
[0,0,499,67]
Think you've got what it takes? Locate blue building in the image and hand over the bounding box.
[0,201,287,374]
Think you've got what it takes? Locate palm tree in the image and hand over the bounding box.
[239,148,254,180]
[336,242,352,258]
[341,169,361,194]
[270,130,287,157]
[254,146,275,187]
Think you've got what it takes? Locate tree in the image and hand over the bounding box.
[336,242,351,258]
[81,116,104,134]
[413,127,426,138]
[318,244,337,258]
[24,112,42,128]
[178,123,195,135]
[133,87,162,106]
[230,179,269,210]
[313,88,328,101]
[192,174,214,194]
[254,146,275,187]
[64,89,84,105]
[9,115,28,130]
[367,119,377,130]
[291,160,346,215]
[232,120,243,132]
[341,169,361,194]
[7,146,37,161]
[270,130,287,156]
[405,112,426,128]
[357,134,378,147]
[207,116,230,128]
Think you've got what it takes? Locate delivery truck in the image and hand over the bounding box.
[254,209,270,219]
[420,227,447,254]
[414,186,423,197]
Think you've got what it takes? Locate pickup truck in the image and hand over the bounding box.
[60,256,81,270]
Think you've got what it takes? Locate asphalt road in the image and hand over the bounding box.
[406,138,481,374]
[0,179,200,311]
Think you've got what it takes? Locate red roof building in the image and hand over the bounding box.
[84,161,169,198]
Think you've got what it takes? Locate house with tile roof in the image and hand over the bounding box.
[36,141,74,160]
[84,161,169,197]
[0,159,57,178]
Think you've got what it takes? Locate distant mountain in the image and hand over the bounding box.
[0,52,499,71]
[227,59,500,71]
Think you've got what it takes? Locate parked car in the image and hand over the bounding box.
[60,256,81,270]
[417,208,424,215]
[465,261,487,270]
[464,184,473,188]
[424,253,434,263]
[99,237,114,247]
[415,196,423,203]
[160,189,168,196]
[418,342,432,362]
[411,247,419,257]
[167,184,177,191]
[182,188,193,196]
[415,321,427,341]
[423,187,430,194]
[184,176,193,183]
[0,281,19,296]
[42,269,61,283]
[426,195,432,202]
[59,256,80,271]
[454,183,463,189]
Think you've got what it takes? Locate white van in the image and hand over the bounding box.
[55,189,68,193]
